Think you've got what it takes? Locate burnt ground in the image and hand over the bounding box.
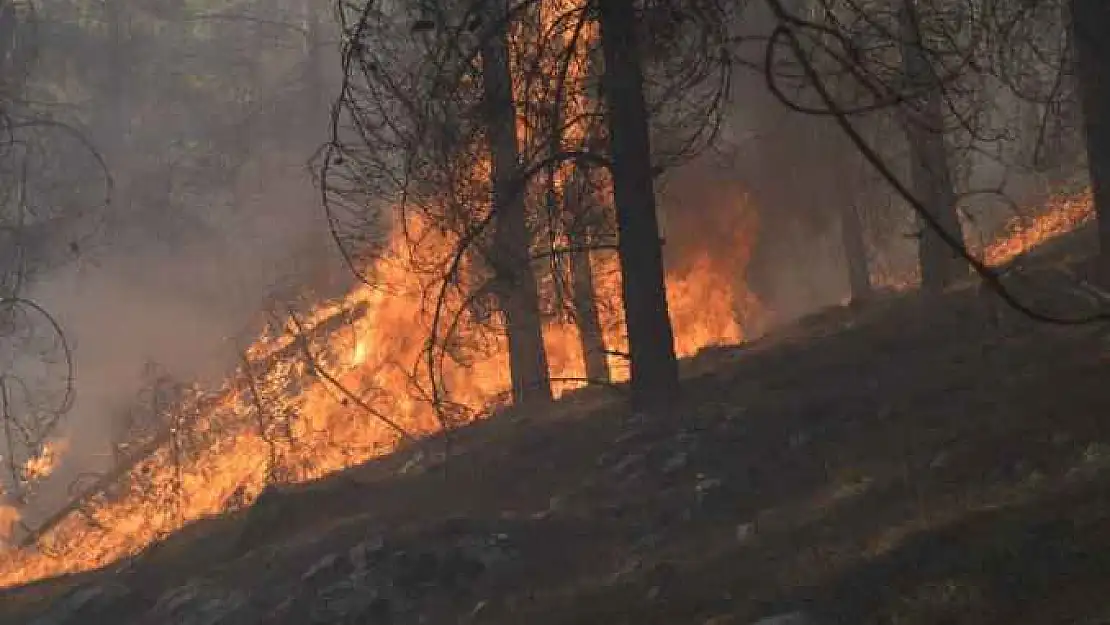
[3,246,1110,624]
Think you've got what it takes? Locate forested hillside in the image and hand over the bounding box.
[0,0,1108,623]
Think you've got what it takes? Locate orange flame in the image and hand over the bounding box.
[0,0,740,588]
[0,195,760,586]
[982,191,1094,267]
[871,191,1094,290]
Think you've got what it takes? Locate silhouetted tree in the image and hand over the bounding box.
[897,0,965,292]
[1070,0,1110,283]
[597,0,679,406]
[478,0,553,405]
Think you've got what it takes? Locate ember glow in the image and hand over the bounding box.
[981,191,1094,267]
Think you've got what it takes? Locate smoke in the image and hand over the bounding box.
[6,149,344,527]
[654,0,1090,332]
[0,0,358,531]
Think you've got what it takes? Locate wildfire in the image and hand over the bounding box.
[20,439,68,483]
[982,191,1094,267]
[0,198,758,587]
[870,190,1094,290]
[0,0,761,569]
[0,190,1090,588]
[12,0,1099,593]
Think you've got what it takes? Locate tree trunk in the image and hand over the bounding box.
[898,0,965,293]
[597,0,680,408]
[1070,0,1110,284]
[479,0,552,406]
[568,216,610,384]
[571,246,610,384]
[840,200,872,305]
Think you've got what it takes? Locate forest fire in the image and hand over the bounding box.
[0,0,1097,591]
[0,187,1094,587]
[0,201,760,587]
[0,185,1095,588]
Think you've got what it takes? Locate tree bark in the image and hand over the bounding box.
[479,0,552,406]
[1070,0,1110,284]
[898,0,966,293]
[571,246,610,384]
[566,199,610,384]
[597,0,680,408]
[839,200,872,305]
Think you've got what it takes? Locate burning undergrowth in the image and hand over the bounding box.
[0,192,763,586]
[871,190,1094,291]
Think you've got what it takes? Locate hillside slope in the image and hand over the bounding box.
[3,237,1110,624]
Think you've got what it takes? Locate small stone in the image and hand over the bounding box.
[735,522,754,543]
[302,553,341,581]
[788,432,810,449]
[349,536,385,571]
[929,450,951,470]
[696,475,723,493]
[399,450,426,475]
[663,450,689,474]
[608,557,642,583]
[611,453,643,476]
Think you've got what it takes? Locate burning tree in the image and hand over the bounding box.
[325,0,732,411]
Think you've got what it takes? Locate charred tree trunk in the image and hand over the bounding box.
[597,0,680,407]
[898,0,965,293]
[564,178,611,384]
[840,200,872,305]
[570,240,610,385]
[479,0,553,406]
[1070,0,1110,284]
